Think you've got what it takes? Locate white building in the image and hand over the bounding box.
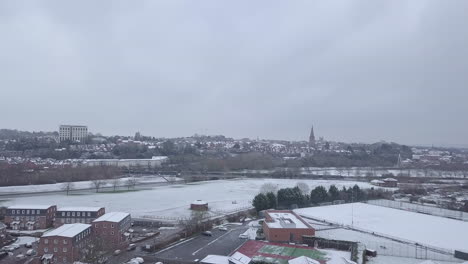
[59,125,88,143]
[85,156,168,168]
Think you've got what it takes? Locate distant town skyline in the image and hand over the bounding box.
[1,1,468,146]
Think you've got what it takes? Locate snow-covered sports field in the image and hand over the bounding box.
[295,203,468,252]
[1,178,375,219]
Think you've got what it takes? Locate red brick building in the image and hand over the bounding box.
[5,205,57,230]
[37,223,92,264]
[92,212,131,250]
[54,207,105,227]
[263,210,315,243]
[190,200,208,211]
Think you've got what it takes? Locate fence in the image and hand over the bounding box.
[366,199,468,221]
[302,236,358,262]
[299,215,461,263]
[362,240,462,262]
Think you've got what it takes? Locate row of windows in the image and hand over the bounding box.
[95,223,115,229]
[44,239,68,245]
[43,246,68,253]
[59,211,92,217]
[60,218,92,224]
[10,209,43,215]
[13,216,40,221]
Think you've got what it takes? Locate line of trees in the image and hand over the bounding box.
[253,183,393,212]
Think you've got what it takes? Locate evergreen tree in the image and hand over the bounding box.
[252,193,269,212]
[310,186,328,204]
[328,185,340,201]
[266,192,277,209]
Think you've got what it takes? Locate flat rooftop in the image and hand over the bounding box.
[93,212,129,223]
[57,207,103,212]
[265,211,309,229]
[42,223,91,238]
[8,205,53,210]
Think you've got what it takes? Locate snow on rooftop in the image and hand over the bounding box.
[383,178,398,182]
[42,223,91,238]
[266,211,308,229]
[192,200,208,205]
[93,212,129,223]
[230,252,251,264]
[8,205,53,210]
[288,256,320,264]
[57,207,103,212]
[200,255,229,264]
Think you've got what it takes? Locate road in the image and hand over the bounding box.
[153,224,249,262]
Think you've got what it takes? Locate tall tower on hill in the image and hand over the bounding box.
[309,125,316,148]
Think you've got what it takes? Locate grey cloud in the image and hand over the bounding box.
[1,0,467,146]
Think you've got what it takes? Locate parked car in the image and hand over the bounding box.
[11,244,20,250]
[218,227,228,231]
[239,234,248,239]
[202,231,212,236]
[127,244,137,251]
[113,249,121,256]
[16,254,25,260]
[26,249,35,256]
[25,242,33,248]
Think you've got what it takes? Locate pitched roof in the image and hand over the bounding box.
[42,223,91,238]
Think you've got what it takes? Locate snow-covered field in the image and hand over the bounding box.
[295,203,468,252]
[0,178,376,220]
[0,175,180,194]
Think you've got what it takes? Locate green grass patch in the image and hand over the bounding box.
[258,244,326,261]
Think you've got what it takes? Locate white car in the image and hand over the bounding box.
[239,234,248,239]
[218,227,228,231]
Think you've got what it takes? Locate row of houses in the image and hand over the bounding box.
[4,205,106,230]
[3,205,131,264]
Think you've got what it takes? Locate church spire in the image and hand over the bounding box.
[309,125,316,147]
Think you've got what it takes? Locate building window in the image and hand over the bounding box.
[67,212,70,217]
[62,212,65,217]
[44,239,48,244]
[95,224,98,228]
[88,212,91,217]
[63,257,67,262]
[37,210,40,214]
[22,210,25,214]
[44,247,48,252]
[63,240,68,245]
[53,247,57,253]
[27,210,30,214]
[54,239,58,244]
[63,247,67,252]
[77,212,80,217]
[111,224,114,228]
[111,231,114,235]
[72,212,75,217]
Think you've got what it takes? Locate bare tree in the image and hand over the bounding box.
[62,181,75,196]
[80,237,108,264]
[91,179,103,193]
[296,182,310,195]
[260,183,278,194]
[111,177,121,192]
[125,177,138,190]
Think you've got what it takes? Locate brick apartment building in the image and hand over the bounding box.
[263,210,315,243]
[92,212,131,250]
[5,205,57,230]
[37,223,92,264]
[54,207,105,227]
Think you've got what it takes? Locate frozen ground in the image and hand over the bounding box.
[295,203,468,252]
[0,178,377,220]
[0,175,181,194]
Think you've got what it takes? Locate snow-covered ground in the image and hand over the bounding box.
[295,203,468,253]
[0,175,181,194]
[0,178,377,220]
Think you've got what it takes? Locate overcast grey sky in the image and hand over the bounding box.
[1,1,467,146]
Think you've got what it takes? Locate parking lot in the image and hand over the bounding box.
[153,224,250,262]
